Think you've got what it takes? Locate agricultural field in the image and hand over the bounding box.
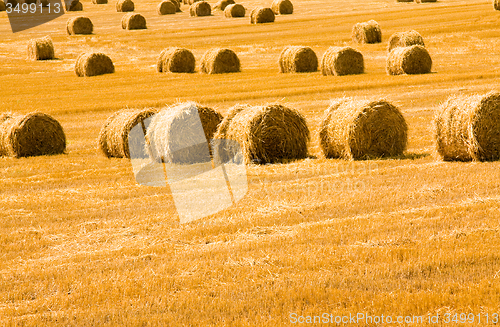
[1,0,500,325]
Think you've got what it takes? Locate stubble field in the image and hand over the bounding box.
[1,0,500,325]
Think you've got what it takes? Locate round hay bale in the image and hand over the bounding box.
[387,30,424,52]
[250,7,275,24]
[319,98,407,160]
[92,0,108,4]
[0,113,66,158]
[352,20,382,44]
[146,102,223,164]
[386,45,432,75]
[201,48,240,74]
[495,0,500,10]
[189,1,210,16]
[271,0,293,15]
[66,0,82,11]
[214,104,309,164]
[214,0,233,10]
[224,3,245,17]
[168,0,181,12]
[67,16,93,35]
[121,13,146,30]
[157,47,195,73]
[116,0,134,12]
[320,46,364,76]
[27,35,54,61]
[435,92,500,161]
[278,46,318,73]
[75,52,114,77]
[98,108,157,158]
[0,1,5,11]
[158,0,176,14]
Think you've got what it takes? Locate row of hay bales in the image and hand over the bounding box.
[95,92,500,164]
[2,92,500,161]
[27,34,430,76]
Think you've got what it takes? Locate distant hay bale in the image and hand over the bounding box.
[215,0,234,10]
[66,0,82,11]
[224,4,245,17]
[435,92,500,161]
[0,113,66,158]
[146,102,223,164]
[320,46,364,76]
[387,30,424,52]
[121,13,147,30]
[201,48,240,74]
[352,20,382,44]
[320,98,407,160]
[66,16,93,35]
[214,104,309,164]
[158,0,176,14]
[98,108,157,158]
[168,0,181,12]
[116,0,134,12]
[250,7,275,24]
[416,0,436,2]
[92,0,108,4]
[189,1,210,16]
[0,1,6,11]
[279,46,318,73]
[271,0,293,15]
[157,47,195,73]
[495,0,500,10]
[27,36,55,61]
[386,45,432,75]
[75,52,114,77]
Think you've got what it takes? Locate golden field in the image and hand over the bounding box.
[1,0,500,325]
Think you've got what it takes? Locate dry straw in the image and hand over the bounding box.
[386,45,432,75]
[146,102,223,164]
[67,16,93,35]
[99,108,157,158]
[321,46,364,76]
[215,0,234,10]
[397,0,413,2]
[0,112,66,158]
[201,48,240,74]
[75,52,115,77]
[416,0,436,2]
[92,0,108,4]
[122,13,147,30]
[190,1,211,16]
[0,1,6,11]
[27,36,54,60]
[271,0,293,15]
[319,98,407,160]
[224,4,245,17]
[387,30,424,52]
[250,7,275,24]
[434,92,500,161]
[158,1,176,14]
[157,47,195,73]
[214,104,310,164]
[66,0,82,11]
[495,0,500,10]
[352,20,381,44]
[279,46,318,73]
[116,0,134,12]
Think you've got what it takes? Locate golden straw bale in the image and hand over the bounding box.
[201,48,240,74]
[27,35,54,60]
[278,46,318,73]
[67,16,93,35]
[319,98,407,160]
[386,45,432,75]
[75,52,114,77]
[121,13,147,30]
[157,47,195,73]
[92,0,108,4]
[158,0,176,14]
[320,46,364,76]
[66,0,82,11]
[99,108,157,158]
[0,1,6,11]
[214,0,233,10]
[250,7,275,23]
[0,112,66,158]
[435,92,500,161]
[189,1,210,16]
[271,0,293,14]
[352,20,381,44]
[214,104,310,164]
[495,0,500,10]
[224,3,245,17]
[116,0,134,12]
[387,30,424,52]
